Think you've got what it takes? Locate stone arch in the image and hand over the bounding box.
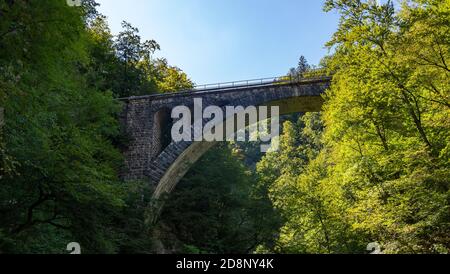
[123,77,330,182]
[150,94,325,202]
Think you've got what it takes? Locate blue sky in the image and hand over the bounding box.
[96,0,340,85]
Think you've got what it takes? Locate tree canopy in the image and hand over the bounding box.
[0,0,448,254]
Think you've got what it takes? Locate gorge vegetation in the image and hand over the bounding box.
[0,0,449,254]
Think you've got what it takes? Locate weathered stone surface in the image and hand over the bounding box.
[120,77,331,198]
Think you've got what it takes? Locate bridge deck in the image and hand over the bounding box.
[119,73,331,101]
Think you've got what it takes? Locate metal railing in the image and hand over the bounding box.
[119,69,330,101]
[186,68,329,92]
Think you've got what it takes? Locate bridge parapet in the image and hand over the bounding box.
[119,70,331,102]
[120,75,331,184]
[187,69,329,92]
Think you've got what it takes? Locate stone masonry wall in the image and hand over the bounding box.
[121,78,331,184]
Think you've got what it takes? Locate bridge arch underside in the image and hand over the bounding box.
[151,94,325,200]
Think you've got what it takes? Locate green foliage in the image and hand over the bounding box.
[85,17,193,98]
[0,0,448,255]
[0,0,192,254]
[150,58,194,93]
[322,0,449,253]
[160,144,281,254]
[257,114,365,253]
[258,0,449,254]
[0,0,126,253]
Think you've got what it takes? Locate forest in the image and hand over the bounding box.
[0,0,449,254]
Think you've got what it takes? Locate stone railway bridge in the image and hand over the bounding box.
[119,75,331,203]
